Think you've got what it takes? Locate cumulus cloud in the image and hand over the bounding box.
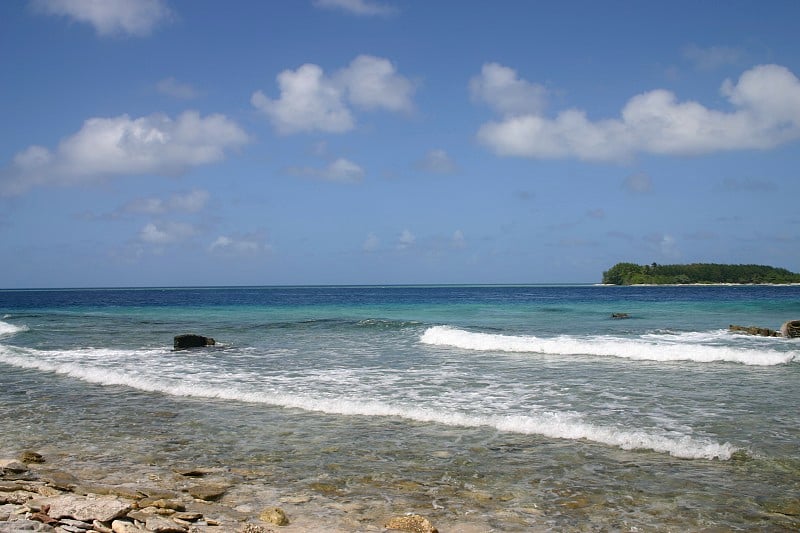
[125,189,210,214]
[251,55,415,134]
[287,158,365,183]
[475,64,800,162]
[470,62,548,116]
[31,0,171,36]
[3,111,248,195]
[397,229,415,249]
[415,149,457,174]
[156,77,199,99]
[312,0,397,16]
[139,221,196,245]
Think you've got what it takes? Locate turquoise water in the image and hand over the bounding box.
[1,285,799,530]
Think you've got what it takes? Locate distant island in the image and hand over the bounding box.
[602,262,800,285]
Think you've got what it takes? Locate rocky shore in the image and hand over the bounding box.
[1,454,440,533]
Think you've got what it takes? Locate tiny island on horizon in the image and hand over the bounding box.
[602,262,800,285]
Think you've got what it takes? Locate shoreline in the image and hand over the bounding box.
[1,451,460,533]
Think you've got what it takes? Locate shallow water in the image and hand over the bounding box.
[1,285,799,530]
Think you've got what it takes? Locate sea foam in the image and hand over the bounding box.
[0,320,28,338]
[420,326,797,366]
[0,343,737,460]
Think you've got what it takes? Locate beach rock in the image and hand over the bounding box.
[240,525,273,533]
[42,494,131,522]
[144,516,187,532]
[0,519,55,532]
[186,483,228,501]
[259,507,288,526]
[40,470,79,491]
[173,334,215,350]
[111,520,142,533]
[19,452,45,465]
[0,460,29,474]
[385,514,438,533]
[136,498,184,512]
[780,319,800,338]
[728,324,781,337]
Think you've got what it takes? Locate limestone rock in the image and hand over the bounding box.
[145,515,188,532]
[173,334,216,350]
[111,519,143,533]
[0,459,28,473]
[780,319,800,338]
[186,483,228,501]
[259,507,289,526]
[0,519,55,532]
[43,494,131,522]
[19,452,45,465]
[728,324,780,337]
[385,514,438,533]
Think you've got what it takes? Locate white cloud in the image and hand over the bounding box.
[3,111,248,195]
[335,55,414,112]
[252,55,414,134]
[124,189,210,214]
[287,157,365,183]
[476,64,800,162]
[31,0,171,37]
[470,62,548,116]
[623,172,653,193]
[209,233,270,254]
[416,149,457,174]
[683,44,742,71]
[139,221,196,245]
[312,0,397,16]
[397,229,415,249]
[157,77,198,99]
[363,232,380,251]
[251,64,354,134]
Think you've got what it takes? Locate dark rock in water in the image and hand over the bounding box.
[780,320,800,338]
[173,334,216,350]
[728,325,781,337]
[611,313,630,319]
[19,451,45,464]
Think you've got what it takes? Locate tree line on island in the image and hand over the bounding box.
[602,262,800,285]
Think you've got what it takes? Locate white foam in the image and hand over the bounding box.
[420,326,797,366]
[0,344,736,460]
[0,320,28,338]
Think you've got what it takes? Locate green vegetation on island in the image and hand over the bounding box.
[602,262,800,285]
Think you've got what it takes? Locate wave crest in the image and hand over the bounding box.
[420,326,797,366]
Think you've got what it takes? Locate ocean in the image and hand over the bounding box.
[1,285,798,531]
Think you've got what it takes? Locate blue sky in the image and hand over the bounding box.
[2,0,799,287]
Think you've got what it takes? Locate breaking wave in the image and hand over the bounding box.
[420,326,797,366]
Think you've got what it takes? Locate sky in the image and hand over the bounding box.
[1,0,800,288]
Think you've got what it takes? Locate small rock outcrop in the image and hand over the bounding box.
[173,334,216,350]
[728,325,781,337]
[780,320,800,338]
[259,506,289,526]
[385,514,438,533]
